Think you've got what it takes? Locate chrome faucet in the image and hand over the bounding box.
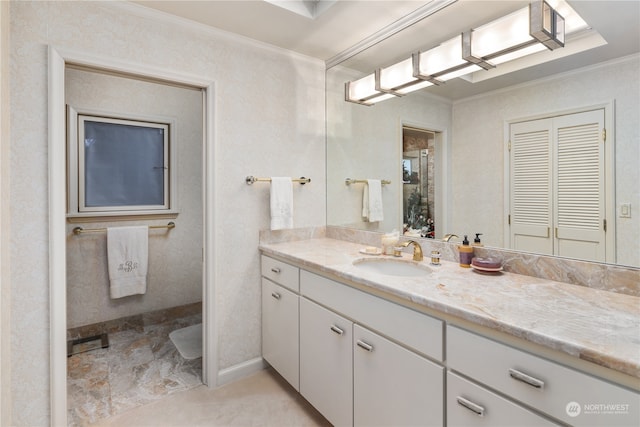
[400,240,424,262]
[443,233,459,242]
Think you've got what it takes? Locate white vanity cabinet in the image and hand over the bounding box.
[353,324,444,427]
[447,371,558,426]
[299,297,353,426]
[261,254,639,427]
[300,269,445,427]
[447,325,640,427]
[260,255,299,391]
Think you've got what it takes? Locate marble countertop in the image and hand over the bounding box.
[260,238,640,379]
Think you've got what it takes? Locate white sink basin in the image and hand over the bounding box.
[353,258,432,277]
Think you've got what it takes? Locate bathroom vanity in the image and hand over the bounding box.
[260,238,639,427]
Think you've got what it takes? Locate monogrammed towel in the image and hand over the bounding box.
[107,226,148,299]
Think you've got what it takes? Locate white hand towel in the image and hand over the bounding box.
[362,179,383,222]
[107,226,148,299]
[270,177,293,230]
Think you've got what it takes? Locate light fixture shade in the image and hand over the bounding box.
[377,57,433,95]
[462,0,565,68]
[345,74,396,105]
[530,0,565,49]
[463,7,535,68]
[415,35,483,81]
[344,0,571,106]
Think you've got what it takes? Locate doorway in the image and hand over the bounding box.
[64,67,205,424]
[48,47,217,426]
[401,124,447,239]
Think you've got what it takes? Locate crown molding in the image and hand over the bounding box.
[325,0,458,70]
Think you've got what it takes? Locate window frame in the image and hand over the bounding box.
[67,106,178,219]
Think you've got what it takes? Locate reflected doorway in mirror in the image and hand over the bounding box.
[403,126,436,238]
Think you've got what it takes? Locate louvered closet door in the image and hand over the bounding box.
[510,118,553,255]
[553,109,605,262]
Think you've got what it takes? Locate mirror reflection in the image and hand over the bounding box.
[402,127,435,238]
[326,0,639,268]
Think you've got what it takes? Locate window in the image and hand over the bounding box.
[68,107,177,218]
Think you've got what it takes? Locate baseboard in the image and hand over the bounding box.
[216,357,267,386]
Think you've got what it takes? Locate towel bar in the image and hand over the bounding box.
[246,176,310,185]
[72,222,176,235]
[345,178,391,185]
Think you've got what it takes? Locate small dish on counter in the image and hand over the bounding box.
[359,247,382,256]
[471,257,503,274]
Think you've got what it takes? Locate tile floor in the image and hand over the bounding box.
[67,313,203,426]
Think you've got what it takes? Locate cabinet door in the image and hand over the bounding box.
[447,371,558,427]
[448,326,640,426]
[261,278,299,391]
[300,297,353,427]
[353,325,444,427]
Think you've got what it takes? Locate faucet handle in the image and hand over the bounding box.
[443,233,459,242]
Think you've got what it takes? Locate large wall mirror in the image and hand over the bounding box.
[326,0,639,268]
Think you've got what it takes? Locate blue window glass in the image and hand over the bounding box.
[83,120,165,207]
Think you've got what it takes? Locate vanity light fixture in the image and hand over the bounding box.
[530,0,565,49]
[375,57,434,96]
[462,1,565,68]
[345,0,573,106]
[345,72,397,105]
[413,34,487,83]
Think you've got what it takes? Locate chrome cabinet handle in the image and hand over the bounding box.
[456,396,485,417]
[270,267,281,274]
[509,368,545,389]
[330,325,344,336]
[356,340,374,352]
[271,292,281,300]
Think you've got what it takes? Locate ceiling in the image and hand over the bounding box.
[132,0,429,61]
[132,0,640,100]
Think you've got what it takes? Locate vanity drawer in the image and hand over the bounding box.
[447,325,640,426]
[447,371,558,426]
[300,270,443,361]
[261,255,299,292]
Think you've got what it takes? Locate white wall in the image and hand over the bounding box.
[8,1,325,425]
[451,56,639,266]
[65,68,203,328]
[0,1,11,424]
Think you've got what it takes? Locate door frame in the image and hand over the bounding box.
[399,120,450,238]
[48,46,218,426]
[503,101,615,263]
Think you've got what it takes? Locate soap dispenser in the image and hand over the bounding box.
[472,233,483,247]
[458,235,474,268]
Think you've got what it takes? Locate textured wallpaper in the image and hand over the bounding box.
[8,1,325,425]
